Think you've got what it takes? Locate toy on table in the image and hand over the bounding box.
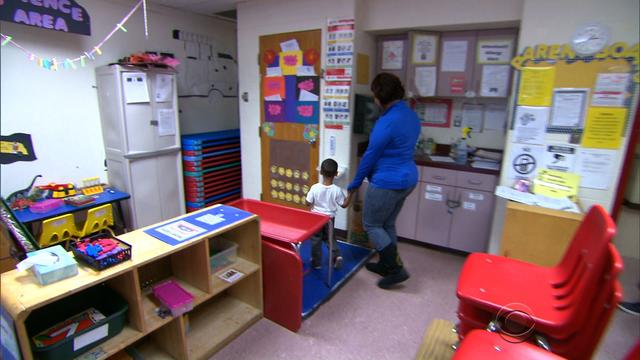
[38,183,76,198]
[29,198,64,213]
[65,194,96,206]
[71,234,132,270]
[81,177,104,196]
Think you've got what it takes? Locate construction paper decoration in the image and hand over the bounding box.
[296,102,319,124]
[279,50,302,75]
[304,49,319,65]
[284,76,298,121]
[264,101,285,122]
[296,76,320,100]
[263,49,276,66]
[303,124,319,142]
[263,76,285,99]
[261,122,275,137]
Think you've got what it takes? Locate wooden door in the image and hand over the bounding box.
[259,30,321,209]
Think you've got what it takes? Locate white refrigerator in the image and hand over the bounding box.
[95,65,185,230]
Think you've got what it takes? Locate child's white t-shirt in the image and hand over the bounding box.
[306,183,346,217]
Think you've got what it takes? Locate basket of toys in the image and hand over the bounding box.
[70,233,132,270]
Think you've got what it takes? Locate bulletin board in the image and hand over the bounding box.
[260,30,321,209]
[506,55,637,196]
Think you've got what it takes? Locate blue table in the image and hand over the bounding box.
[12,188,130,231]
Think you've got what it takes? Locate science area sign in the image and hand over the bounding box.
[0,0,91,36]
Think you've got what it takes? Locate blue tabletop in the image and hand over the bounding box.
[12,188,130,224]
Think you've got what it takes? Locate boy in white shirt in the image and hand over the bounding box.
[306,159,352,269]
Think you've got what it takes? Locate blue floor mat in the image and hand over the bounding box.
[299,240,374,318]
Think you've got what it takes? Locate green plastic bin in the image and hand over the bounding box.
[25,284,128,360]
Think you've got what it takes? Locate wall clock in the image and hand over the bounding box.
[571,23,610,56]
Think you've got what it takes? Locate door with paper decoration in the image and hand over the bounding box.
[260,30,321,209]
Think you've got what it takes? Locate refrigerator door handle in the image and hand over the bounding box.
[124,146,181,159]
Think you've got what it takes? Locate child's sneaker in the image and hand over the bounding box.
[333,256,343,269]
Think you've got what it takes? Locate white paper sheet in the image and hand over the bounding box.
[155,74,173,102]
[156,220,207,242]
[441,41,467,72]
[158,109,176,136]
[299,90,319,102]
[265,94,282,101]
[428,155,455,163]
[542,145,577,172]
[280,39,300,52]
[412,34,437,64]
[414,66,436,97]
[513,106,549,145]
[480,65,510,97]
[266,67,282,77]
[296,65,316,76]
[576,148,616,189]
[462,104,484,133]
[550,89,588,127]
[477,40,513,64]
[415,102,449,125]
[495,186,580,213]
[507,143,545,182]
[122,72,149,103]
[591,73,630,107]
[382,40,404,70]
[484,104,507,131]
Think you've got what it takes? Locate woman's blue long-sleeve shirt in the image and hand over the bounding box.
[348,101,421,191]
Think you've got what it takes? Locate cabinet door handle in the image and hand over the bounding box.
[433,175,446,180]
[468,179,482,185]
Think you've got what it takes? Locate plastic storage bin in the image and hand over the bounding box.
[25,284,128,360]
[152,280,194,317]
[209,237,238,273]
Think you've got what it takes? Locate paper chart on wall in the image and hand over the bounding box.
[414,66,437,97]
[542,145,577,172]
[122,72,150,103]
[513,106,549,145]
[591,73,630,107]
[550,89,588,128]
[507,143,545,183]
[155,74,174,102]
[412,34,438,64]
[483,104,507,132]
[581,107,627,149]
[477,39,513,64]
[517,67,556,106]
[576,148,616,189]
[461,104,484,133]
[441,41,467,72]
[480,65,510,97]
[382,40,404,70]
[158,109,176,136]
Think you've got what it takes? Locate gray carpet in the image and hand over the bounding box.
[212,242,640,360]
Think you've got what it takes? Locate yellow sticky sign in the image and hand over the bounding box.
[518,67,556,106]
[279,50,302,75]
[534,169,580,199]
[582,107,627,149]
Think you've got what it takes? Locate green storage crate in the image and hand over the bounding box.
[25,284,128,360]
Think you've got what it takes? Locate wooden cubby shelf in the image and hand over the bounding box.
[0,205,263,360]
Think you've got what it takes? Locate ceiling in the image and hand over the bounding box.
[148,0,242,19]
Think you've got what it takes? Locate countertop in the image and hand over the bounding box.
[414,153,501,176]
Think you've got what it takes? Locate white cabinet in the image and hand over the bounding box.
[96,65,185,229]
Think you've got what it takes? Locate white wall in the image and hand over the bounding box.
[0,0,237,197]
[361,0,523,32]
[237,0,357,229]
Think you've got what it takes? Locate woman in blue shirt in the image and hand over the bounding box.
[348,73,420,289]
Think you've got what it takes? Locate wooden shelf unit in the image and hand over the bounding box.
[0,205,262,360]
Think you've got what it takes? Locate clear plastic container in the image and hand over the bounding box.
[209,237,238,273]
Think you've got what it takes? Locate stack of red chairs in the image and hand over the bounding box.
[455,205,623,359]
[453,330,566,359]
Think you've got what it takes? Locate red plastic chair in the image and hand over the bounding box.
[456,205,616,340]
[453,330,566,359]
